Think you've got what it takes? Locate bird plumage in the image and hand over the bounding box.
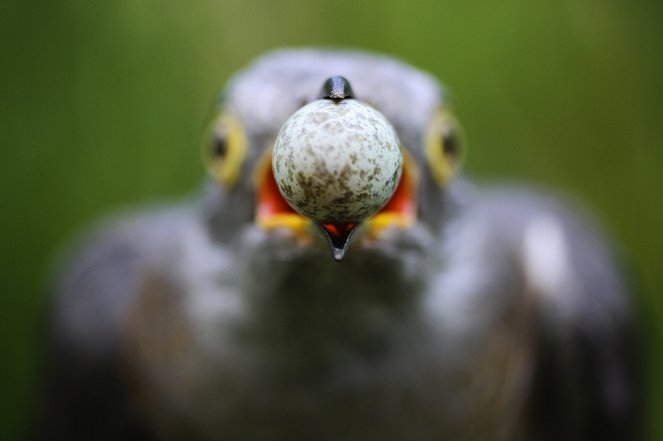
[40,49,639,441]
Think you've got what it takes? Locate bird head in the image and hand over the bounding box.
[202,49,464,262]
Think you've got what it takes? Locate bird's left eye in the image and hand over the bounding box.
[203,112,247,187]
[424,109,465,186]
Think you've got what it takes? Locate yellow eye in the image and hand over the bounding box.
[203,112,247,187]
[424,109,465,186]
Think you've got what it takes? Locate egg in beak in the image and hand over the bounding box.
[255,76,417,260]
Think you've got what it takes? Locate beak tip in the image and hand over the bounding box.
[317,223,359,262]
[332,247,347,261]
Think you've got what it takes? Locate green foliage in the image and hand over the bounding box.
[2,0,661,438]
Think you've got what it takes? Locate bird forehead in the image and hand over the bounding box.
[226,49,442,138]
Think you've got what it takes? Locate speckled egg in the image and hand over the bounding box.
[272,99,403,224]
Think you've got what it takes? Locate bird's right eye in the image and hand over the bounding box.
[203,112,247,187]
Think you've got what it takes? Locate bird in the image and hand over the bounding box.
[39,48,640,441]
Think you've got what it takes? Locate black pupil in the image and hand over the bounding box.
[443,131,459,157]
[212,135,227,158]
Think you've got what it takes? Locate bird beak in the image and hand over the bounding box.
[253,149,417,260]
[253,75,416,261]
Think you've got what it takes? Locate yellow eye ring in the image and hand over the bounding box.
[424,108,465,186]
[203,112,247,187]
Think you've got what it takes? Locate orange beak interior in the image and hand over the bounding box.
[254,149,417,239]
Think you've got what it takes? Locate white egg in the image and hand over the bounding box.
[272,99,403,224]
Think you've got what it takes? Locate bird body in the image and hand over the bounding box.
[41,49,638,441]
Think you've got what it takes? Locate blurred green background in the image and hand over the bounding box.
[2,0,661,438]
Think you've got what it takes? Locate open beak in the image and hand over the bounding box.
[254,148,417,260]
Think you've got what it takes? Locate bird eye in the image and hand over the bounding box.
[424,109,465,186]
[203,112,247,187]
